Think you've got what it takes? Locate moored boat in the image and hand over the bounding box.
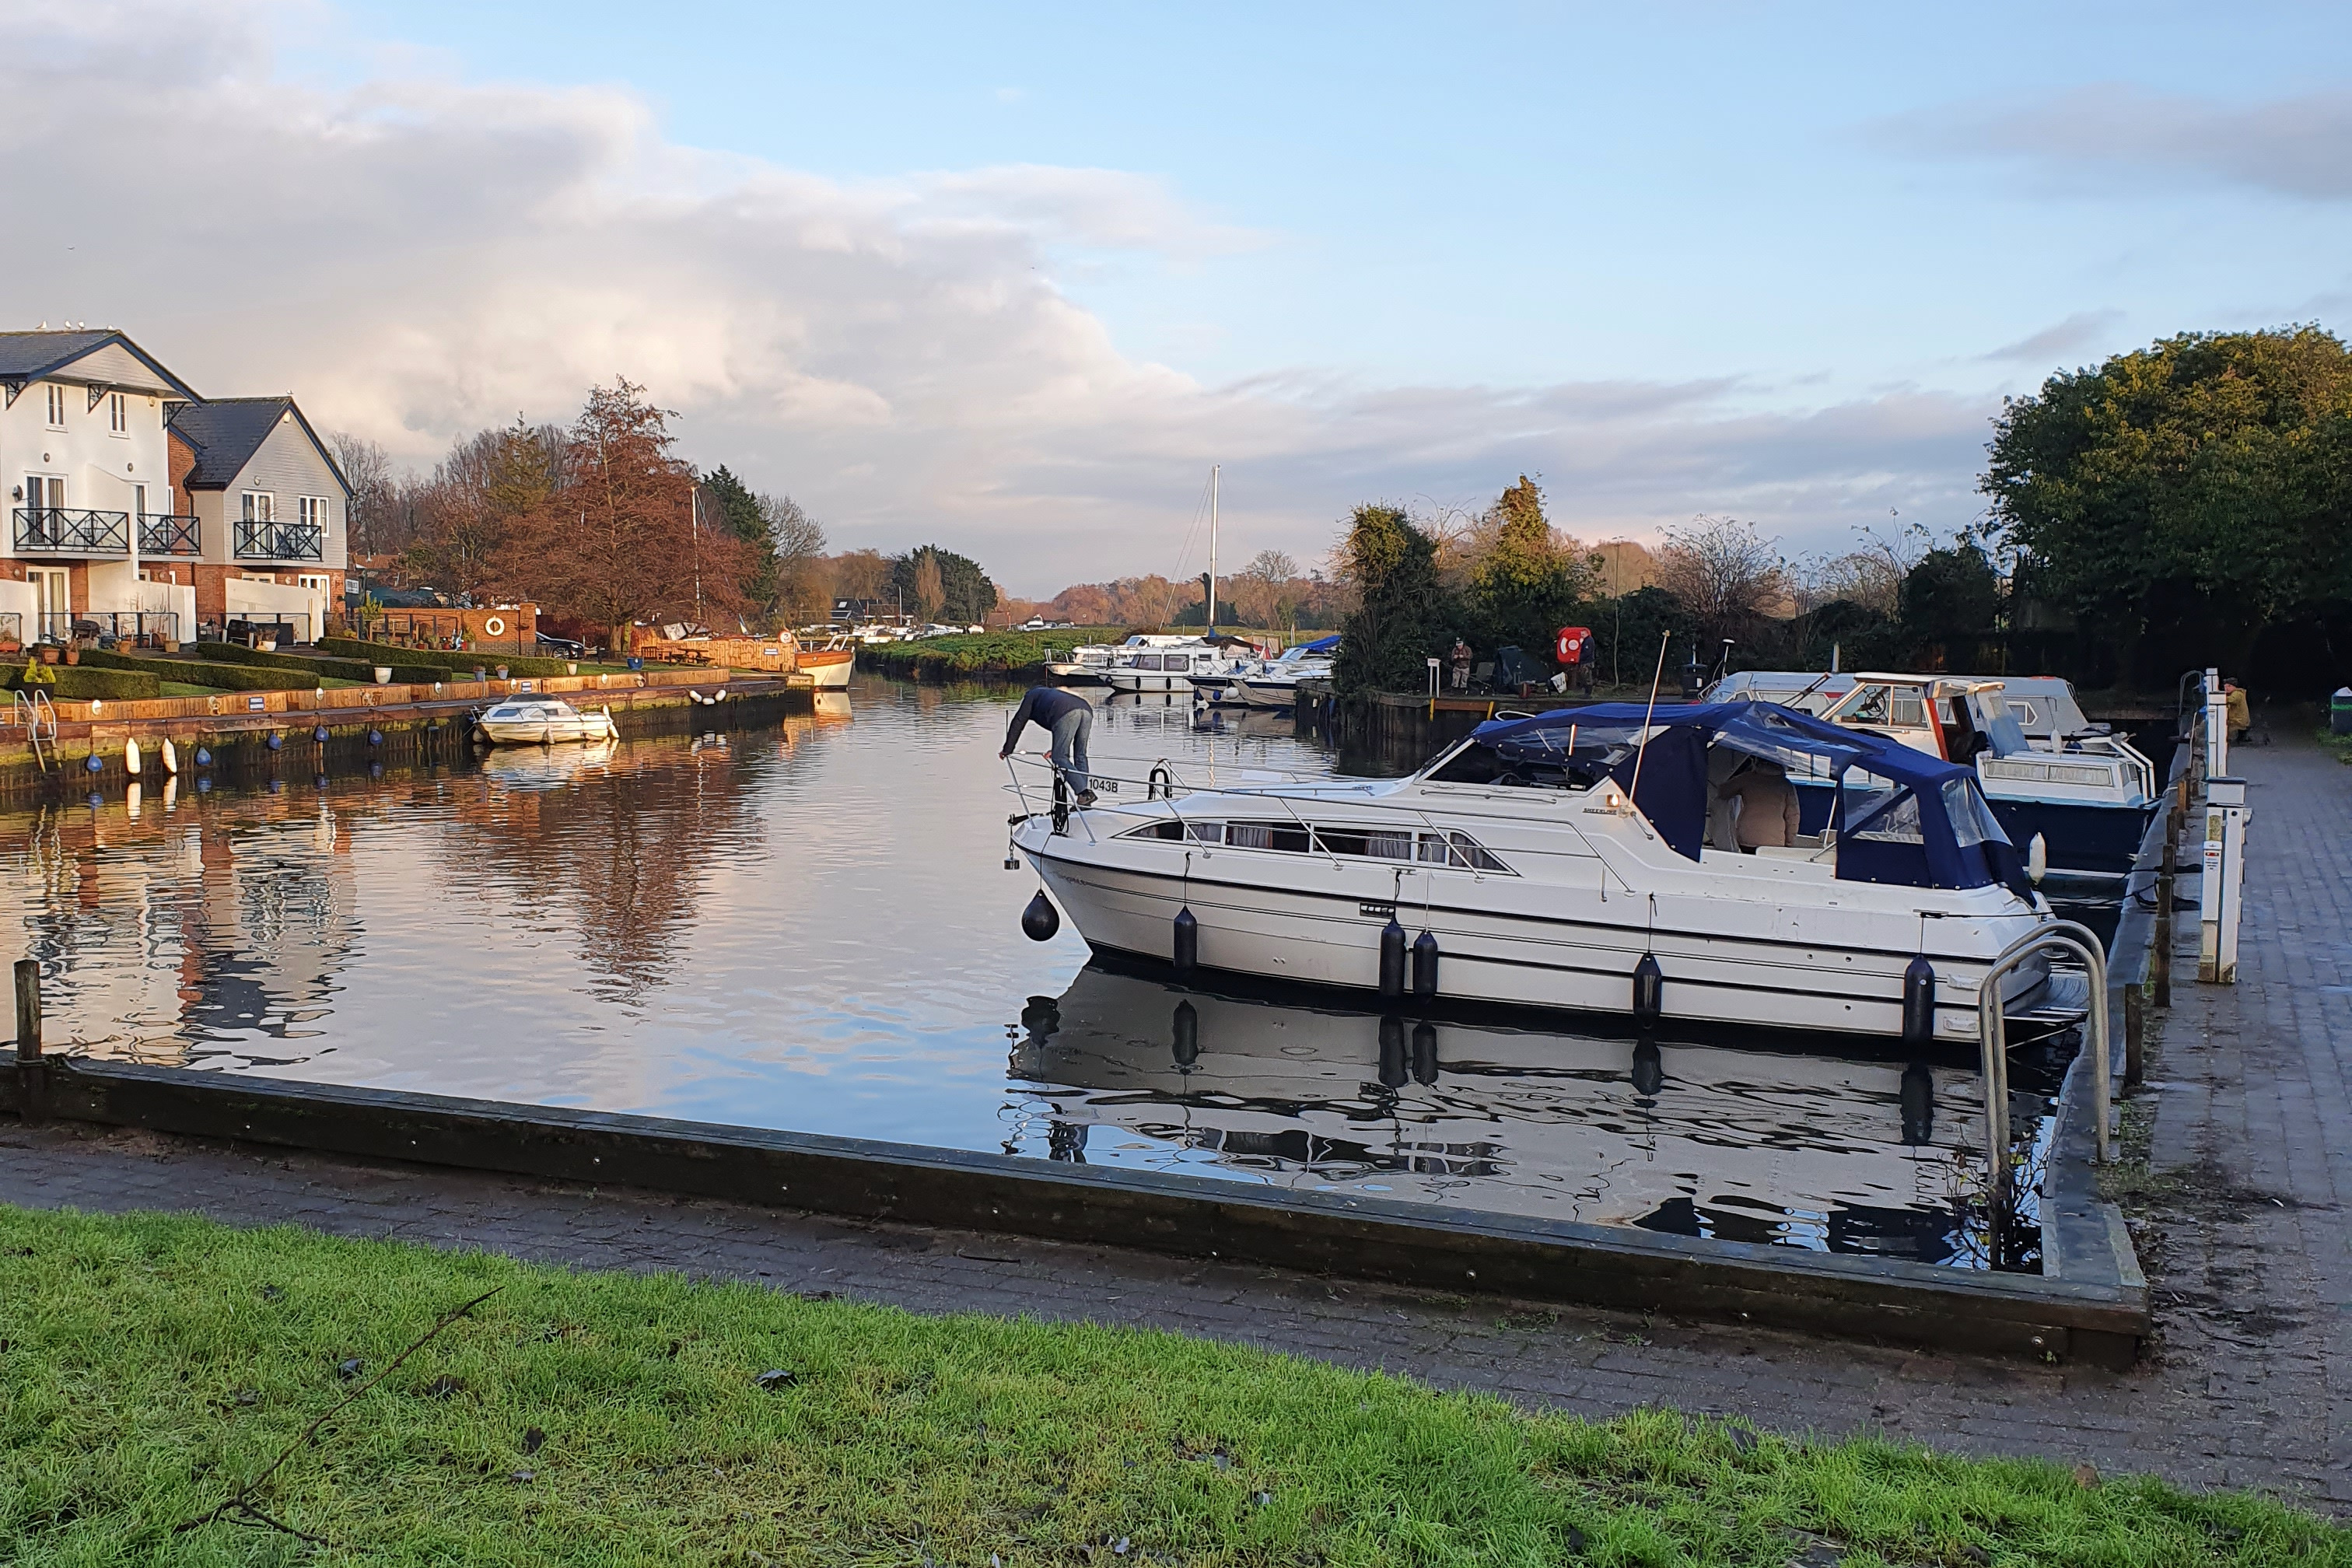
[1010,700,2070,1045]
[474,697,620,745]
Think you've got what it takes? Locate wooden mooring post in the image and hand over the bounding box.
[12,957,43,1125]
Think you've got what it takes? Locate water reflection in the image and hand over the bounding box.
[0,677,2087,1269]
[1006,959,2037,1267]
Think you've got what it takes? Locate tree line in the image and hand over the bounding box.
[328,381,1004,649]
[1337,324,2352,698]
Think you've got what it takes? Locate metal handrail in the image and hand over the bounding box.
[1974,919,2109,1222]
[138,513,201,555]
[233,519,326,562]
[12,506,130,554]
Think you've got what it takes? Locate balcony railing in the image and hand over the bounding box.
[12,506,130,555]
[233,519,325,562]
[139,513,201,555]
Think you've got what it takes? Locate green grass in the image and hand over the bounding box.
[157,681,228,698]
[860,628,1129,681]
[3,1208,2339,1566]
[2319,725,2352,765]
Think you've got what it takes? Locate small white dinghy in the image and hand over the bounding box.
[474,698,620,745]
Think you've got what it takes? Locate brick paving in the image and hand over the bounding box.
[5,735,2347,1514]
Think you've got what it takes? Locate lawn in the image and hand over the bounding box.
[157,681,228,698]
[2,1207,2338,1566]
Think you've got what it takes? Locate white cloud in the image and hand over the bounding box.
[1,0,2001,593]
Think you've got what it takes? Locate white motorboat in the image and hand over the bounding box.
[1049,632,1195,684]
[1010,700,2070,1045]
[473,697,620,745]
[1101,637,1252,694]
[1223,634,1338,709]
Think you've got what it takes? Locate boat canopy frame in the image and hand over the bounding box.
[1461,700,2032,894]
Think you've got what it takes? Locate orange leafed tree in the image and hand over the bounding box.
[503,378,746,652]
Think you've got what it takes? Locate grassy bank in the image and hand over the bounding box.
[3,1207,2336,1566]
[861,628,1125,681]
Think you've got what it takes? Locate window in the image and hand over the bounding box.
[1941,779,2006,849]
[107,393,128,435]
[242,492,275,522]
[1416,831,1513,873]
[1312,826,1415,861]
[1888,693,1927,728]
[299,495,331,531]
[1121,819,1221,842]
[1225,821,1311,853]
[133,484,148,519]
[243,572,277,584]
[296,573,331,595]
[44,385,65,426]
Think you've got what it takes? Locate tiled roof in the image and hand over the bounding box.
[0,328,200,397]
[169,397,295,489]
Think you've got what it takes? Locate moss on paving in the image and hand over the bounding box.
[2,1208,2340,1566]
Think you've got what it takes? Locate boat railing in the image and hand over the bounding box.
[1974,919,2109,1227]
[1002,753,1647,896]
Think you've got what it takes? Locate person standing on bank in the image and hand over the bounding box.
[1003,686,1097,807]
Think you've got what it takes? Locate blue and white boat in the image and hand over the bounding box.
[1787,674,2157,880]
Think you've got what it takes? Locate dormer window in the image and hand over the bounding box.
[44,385,65,427]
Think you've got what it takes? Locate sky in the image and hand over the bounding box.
[6,1,2350,593]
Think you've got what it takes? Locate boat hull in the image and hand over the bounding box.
[477,715,617,744]
[1017,829,2049,1046]
[796,649,855,689]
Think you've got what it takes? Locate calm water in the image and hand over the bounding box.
[2,677,2097,1270]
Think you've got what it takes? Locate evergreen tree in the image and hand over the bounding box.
[702,465,778,618]
[1334,504,1449,696]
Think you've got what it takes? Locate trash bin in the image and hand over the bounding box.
[2333,686,2352,736]
[627,656,644,672]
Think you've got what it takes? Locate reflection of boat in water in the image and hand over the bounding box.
[1010,962,2009,1265]
[474,698,620,744]
[814,691,851,719]
[479,737,621,786]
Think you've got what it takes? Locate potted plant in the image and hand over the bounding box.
[373,666,393,684]
[38,644,61,666]
[495,664,509,680]
[62,645,79,666]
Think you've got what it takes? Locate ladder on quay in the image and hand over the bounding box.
[8,689,58,772]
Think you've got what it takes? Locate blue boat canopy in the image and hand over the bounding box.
[1299,633,1341,654]
[1446,700,2026,894]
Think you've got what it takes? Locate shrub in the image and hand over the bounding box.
[76,648,316,692]
[196,642,444,684]
[0,663,161,700]
[319,638,577,678]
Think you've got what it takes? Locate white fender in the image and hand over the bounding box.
[124,737,142,776]
[160,738,179,775]
[2028,832,2048,884]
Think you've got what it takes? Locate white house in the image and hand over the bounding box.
[0,328,201,646]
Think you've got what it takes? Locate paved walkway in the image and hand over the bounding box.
[5,735,2347,1513]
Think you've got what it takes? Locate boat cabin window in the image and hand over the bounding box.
[1311,826,1415,861]
[1419,831,1510,872]
[1121,819,1222,842]
[1426,741,1607,791]
[1225,821,1311,852]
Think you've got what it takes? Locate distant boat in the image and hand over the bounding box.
[793,632,856,689]
[474,698,620,745]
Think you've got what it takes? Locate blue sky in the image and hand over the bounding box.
[9,1,2350,589]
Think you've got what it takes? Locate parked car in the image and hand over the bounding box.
[537,632,587,659]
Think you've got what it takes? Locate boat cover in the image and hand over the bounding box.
[1300,634,1341,654]
[1468,701,2028,894]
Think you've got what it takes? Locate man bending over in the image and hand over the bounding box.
[1002,687,1097,807]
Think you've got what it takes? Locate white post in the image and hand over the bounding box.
[2200,775,2247,984]
[2203,667,2228,786]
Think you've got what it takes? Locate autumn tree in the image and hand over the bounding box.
[911,551,947,621]
[764,495,828,625]
[326,432,396,557]
[506,378,744,652]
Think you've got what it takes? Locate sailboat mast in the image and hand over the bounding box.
[1208,464,1219,634]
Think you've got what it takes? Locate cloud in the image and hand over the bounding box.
[1,0,2000,591]
[1980,310,2126,366]
[1871,84,2352,201]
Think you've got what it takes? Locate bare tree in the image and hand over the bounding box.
[1793,522,1925,615]
[759,493,828,625]
[1654,515,1789,648]
[326,431,396,556]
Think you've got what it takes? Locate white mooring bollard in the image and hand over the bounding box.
[2200,775,2248,984]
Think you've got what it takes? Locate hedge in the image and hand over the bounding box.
[196,642,445,685]
[320,637,576,678]
[0,663,161,700]
[76,648,317,692]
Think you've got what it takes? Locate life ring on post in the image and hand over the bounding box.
[483,616,506,638]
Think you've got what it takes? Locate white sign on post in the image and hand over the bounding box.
[2200,775,2248,984]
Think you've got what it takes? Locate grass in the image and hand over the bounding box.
[156,681,229,698]
[859,628,1126,681]
[3,1209,2341,1566]
[2319,724,2352,765]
